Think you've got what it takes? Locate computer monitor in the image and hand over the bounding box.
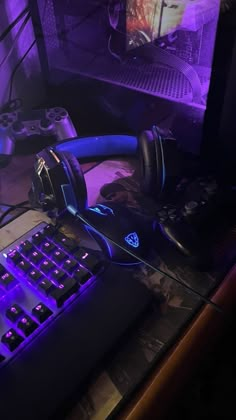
[30,1,236,171]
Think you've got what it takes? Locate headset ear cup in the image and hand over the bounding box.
[138,130,164,197]
[57,151,88,212]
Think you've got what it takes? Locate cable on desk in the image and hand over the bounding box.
[0,200,35,227]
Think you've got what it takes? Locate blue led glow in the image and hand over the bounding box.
[124,232,140,248]
[88,204,115,216]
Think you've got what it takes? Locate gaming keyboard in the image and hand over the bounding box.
[0,222,151,420]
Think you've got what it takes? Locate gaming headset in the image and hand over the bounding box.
[29,125,179,214]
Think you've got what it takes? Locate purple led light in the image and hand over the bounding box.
[82,253,88,260]
[35,304,42,311]
[59,284,64,289]
[10,307,17,313]
[6,331,12,338]
[21,317,28,324]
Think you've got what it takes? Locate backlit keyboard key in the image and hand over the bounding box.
[54,233,78,252]
[50,278,78,307]
[43,224,56,238]
[51,268,66,283]
[74,249,102,273]
[17,315,38,337]
[7,249,21,265]
[73,266,91,285]
[32,231,45,246]
[28,268,43,284]
[53,249,67,264]
[40,259,55,275]
[17,259,31,274]
[62,258,78,274]
[41,241,56,255]
[6,304,24,322]
[32,302,53,323]
[19,240,35,256]
[30,250,44,265]
[0,272,17,290]
[1,328,24,351]
[38,279,56,296]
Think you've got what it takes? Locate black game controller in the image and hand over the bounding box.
[0,107,77,168]
[155,176,236,267]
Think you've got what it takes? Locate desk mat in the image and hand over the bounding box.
[65,158,236,420]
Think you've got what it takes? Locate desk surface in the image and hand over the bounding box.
[1,154,236,420]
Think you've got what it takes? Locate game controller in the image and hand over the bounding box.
[155,176,236,267]
[0,107,77,168]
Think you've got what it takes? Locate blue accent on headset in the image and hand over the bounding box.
[53,135,138,160]
[125,232,140,248]
[88,204,115,216]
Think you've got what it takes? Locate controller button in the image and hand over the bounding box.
[55,116,61,121]
[12,120,24,132]
[60,110,67,117]
[48,113,55,119]
[40,118,51,128]
[54,108,61,113]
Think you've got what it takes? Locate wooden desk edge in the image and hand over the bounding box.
[120,265,236,420]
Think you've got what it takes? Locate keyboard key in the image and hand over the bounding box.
[6,304,24,322]
[50,278,78,307]
[7,249,21,265]
[32,231,45,246]
[53,249,67,264]
[17,259,31,274]
[54,232,78,252]
[73,266,91,285]
[19,240,35,256]
[40,259,55,275]
[41,241,56,255]
[51,268,66,283]
[1,328,24,351]
[74,249,102,273]
[38,279,56,296]
[62,258,78,274]
[43,224,56,238]
[17,315,38,337]
[28,268,43,284]
[32,302,53,323]
[0,272,17,290]
[30,250,44,265]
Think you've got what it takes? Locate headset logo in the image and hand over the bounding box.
[124,232,139,248]
[88,204,114,216]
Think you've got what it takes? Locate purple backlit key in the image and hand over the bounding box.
[32,231,45,246]
[40,259,55,275]
[53,249,67,264]
[6,304,24,322]
[49,278,78,307]
[51,268,66,283]
[0,272,17,290]
[41,241,56,255]
[62,258,78,274]
[28,268,43,284]
[38,279,56,296]
[30,250,44,265]
[73,266,91,285]
[17,315,38,337]
[1,328,24,351]
[6,249,21,265]
[54,232,78,252]
[32,302,53,323]
[19,240,35,256]
[43,224,56,238]
[74,249,102,274]
[17,259,31,274]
